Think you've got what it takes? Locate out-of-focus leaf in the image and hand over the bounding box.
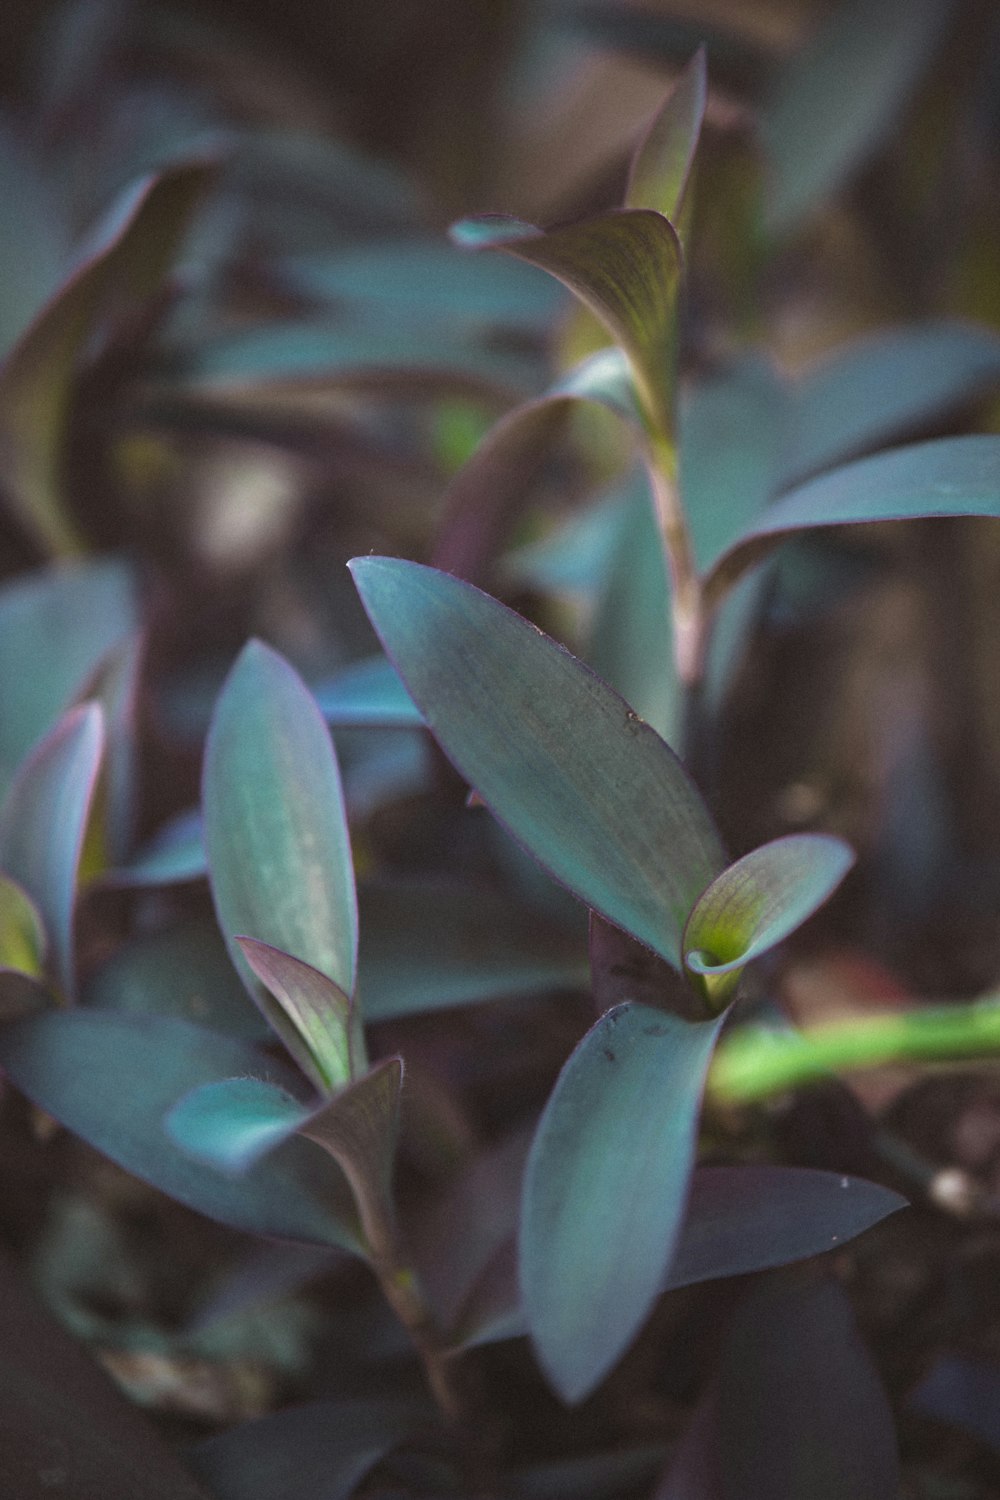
[167,1076,313,1174]
[187,1397,425,1500]
[277,239,565,329]
[0,876,46,978]
[683,835,854,1008]
[503,1446,667,1500]
[784,322,1000,485]
[0,1246,213,1500]
[350,559,725,969]
[109,807,207,887]
[203,641,357,1013]
[79,632,143,870]
[0,1010,360,1247]
[716,1272,900,1499]
[237,937,355,1094]
[654,1390,721,1500]
[521,1003,724,1401]
[503,488,633,599]
[312,656,422,730]
[703,436,1000,608]
[83,917,266,1039]
[911,1355,1000,1454]
[0,161,213,556]
[451,211,682,434]
[0,123,68,355]
[588,470,678,742]
[626,48,706,238]
[679,357,789,573]
[761,0,952,238]
[0,558,134,794]
[359,879,586,1020]
[0,703,103,999]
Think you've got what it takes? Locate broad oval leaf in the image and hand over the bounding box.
[237,937,356,1093]
[683,834,854,1008]
[520,1002,724,1402]
[349,558,725,970]
[203,640,358,1013]
[626,47,706,236]
[704,436,1000,608]
[451,210,682,436]
[0,702,104,999]
[0,1010,360,1248]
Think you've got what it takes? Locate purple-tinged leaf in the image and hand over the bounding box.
[350,558,725,970]
[188,1397,425,1500]
[703,436,1000,610]
[521,1003,724,1401]
[716,1272,899,1499]
[0,703,104,999]
[626,48,706,237]
[451,210,682,435]
[0,875,46,978]
[0,1011,361,1248]
[683,834,854,1008]
[77,632,143,869]
[312,655,422,729]
[203,641,358,1027]
[237,937,357,1093]
[911,1354,1000,1454]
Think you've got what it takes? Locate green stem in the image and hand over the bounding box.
[708,997,1000,1104]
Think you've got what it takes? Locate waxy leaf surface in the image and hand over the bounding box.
[683,834,854,1006]
[203,641,358,1008]
[0,703,103,999]
[350,558,724,969]
[520,1002,724,1401]
[237,936,355,1093]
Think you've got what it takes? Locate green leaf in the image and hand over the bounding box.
[451,211,683,435]
[0,1011,361,1249]
[520,1003,724,1401]
[704,436,1000,609]
[784,321,1000,485]
[350,559,725,969]
[0,703,104,999]
[683,834,854,1007]
[0,160,213,556]
[761,0,952,238]
[0,558,135,795]
[203,640,358,1013]
[626,48,706,236]
[237,937,357,1093]
[0,875,46,978]
[358,879,587,1020]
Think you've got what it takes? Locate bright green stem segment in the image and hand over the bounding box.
[709,998,1000,1104]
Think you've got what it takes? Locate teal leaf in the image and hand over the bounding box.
[762,0,952,238]
[358,879,587,1021]
[312,656,423,729]
[450,211,683,435]
[167,1077,312,1174]
[236,937,356,1093]
[350,558,725,969]
[717,1272,900,1499]
[0,703,104,999]
[109,808,207,888]
[520,1003,724,1401]
[626,48,706,235]
[684,834,854,1007]
[0,122,68,355]
[188,1397,425,1500]
[0,558,134,795]
[0,876,46,979]
[203,640,358,1009]
[0,1011,361,1249]
[704,436,1000,609]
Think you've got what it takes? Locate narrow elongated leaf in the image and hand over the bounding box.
[521,1002,724,1401]
[312,656,423,729]
[110,808,207,887]
[654,1390,721,1500]
[451,211,682,434]
[626,48,706,235]
[0,558,134,793]
[0,876,45,977]
[785,322,1000,485]
[716,1272,900,1499]
[350,559,725,969]
[683,835,854,1007]
[0,703,104,999]
[203,641,358,1011]
[188,1397,424,1500]
[0,124,67,356]
[237,937,355,1093]
[0,1011,360,1248]
[762,0,951,237]
[704,436,1000,608]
